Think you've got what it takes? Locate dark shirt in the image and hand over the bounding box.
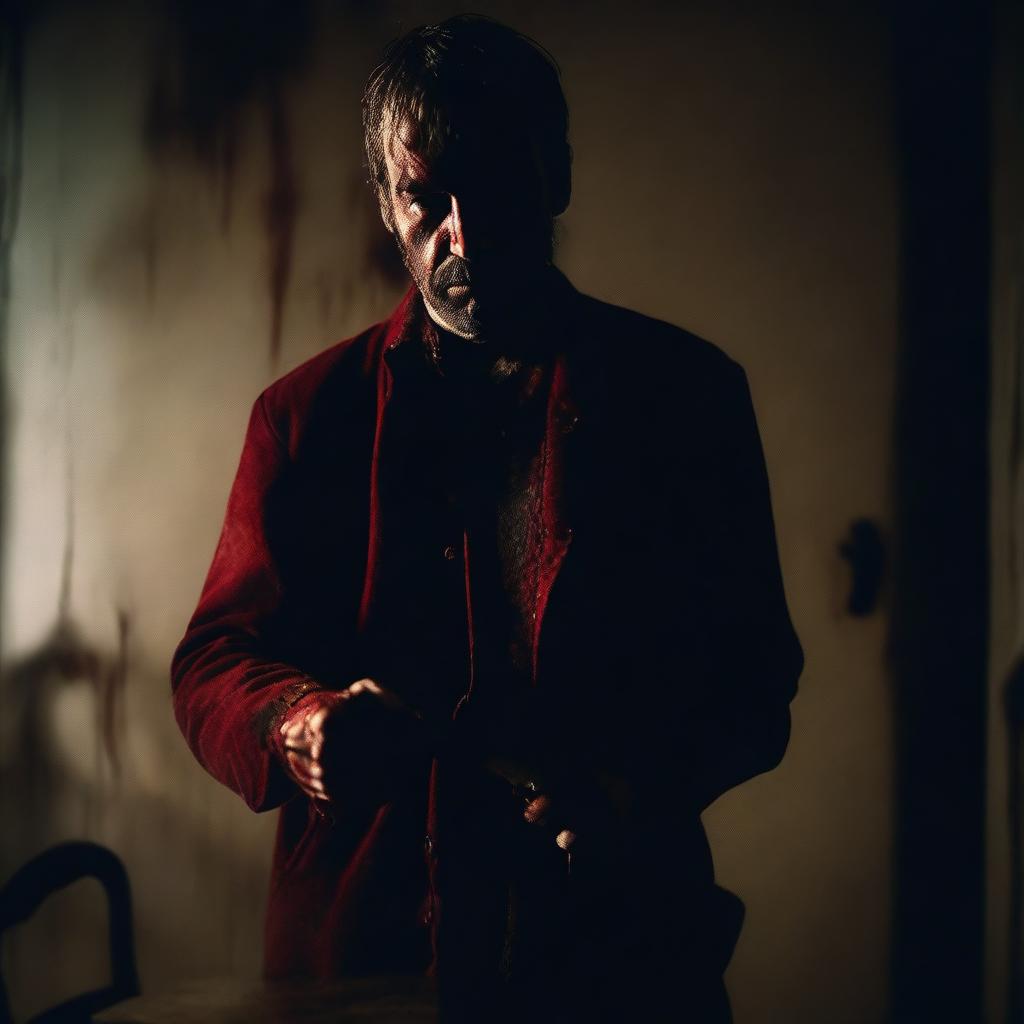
[427,329,550,708]
[395,319,573,1012]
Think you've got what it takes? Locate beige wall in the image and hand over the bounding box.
[0,3,899,1021]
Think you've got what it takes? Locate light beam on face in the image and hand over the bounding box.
[380,111,554,341]
[382,120,481,338]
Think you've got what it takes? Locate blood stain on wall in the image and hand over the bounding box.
[142,1,314,366]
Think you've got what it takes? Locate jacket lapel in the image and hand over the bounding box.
[531,353,578,681]
[531,272,613,687]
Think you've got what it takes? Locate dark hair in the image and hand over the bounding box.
[361,14,572,230]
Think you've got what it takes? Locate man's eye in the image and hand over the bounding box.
[410,192,447,214]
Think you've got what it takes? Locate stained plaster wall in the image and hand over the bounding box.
[0,3,898,1022]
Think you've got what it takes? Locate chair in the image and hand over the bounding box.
[0,841,139,1023]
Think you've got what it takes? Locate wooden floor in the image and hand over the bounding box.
[93,975,437,1023]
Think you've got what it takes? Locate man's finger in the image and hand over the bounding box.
[555,829,576,852]
[300,782,327,802]
[309,729,328,762]
[307,705,331,733]
[285,747,315,770]
[286,749,314,775]
[283,734,313,755]
[282,717,307,740]
[523,794,554,826]
[287,751,324,788]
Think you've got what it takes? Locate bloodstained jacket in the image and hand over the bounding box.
[170,268,804,1009]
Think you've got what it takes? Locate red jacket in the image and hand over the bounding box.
[170,269,803,1015]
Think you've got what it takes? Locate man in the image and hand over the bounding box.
[171,14,804,1024]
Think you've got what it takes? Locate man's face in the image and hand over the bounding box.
[379,113,554,339]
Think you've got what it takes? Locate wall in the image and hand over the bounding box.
[0,3,899,1021]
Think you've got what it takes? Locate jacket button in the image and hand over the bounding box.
[442,545,457,561]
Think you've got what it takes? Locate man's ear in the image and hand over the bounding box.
[374,182,396,235]
[548,142,572,218]
[531,136,571,218]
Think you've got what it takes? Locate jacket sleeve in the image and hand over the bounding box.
[625,356,805,818]
[170,392,327,813]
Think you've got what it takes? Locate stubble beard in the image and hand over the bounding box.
[394,236,483,341]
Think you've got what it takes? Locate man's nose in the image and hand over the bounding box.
[447,193,468,259]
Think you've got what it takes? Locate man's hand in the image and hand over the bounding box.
[278,679,432,806]
[521,790,578,855]
[487,757,635,863]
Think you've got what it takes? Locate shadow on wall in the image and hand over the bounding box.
[138,0,407,365]
[1,612,129,835]
[0,645,275,1020]
[144,0,315,366]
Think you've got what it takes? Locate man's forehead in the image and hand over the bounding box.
[382,113,433,187]
[380,108,508,191]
